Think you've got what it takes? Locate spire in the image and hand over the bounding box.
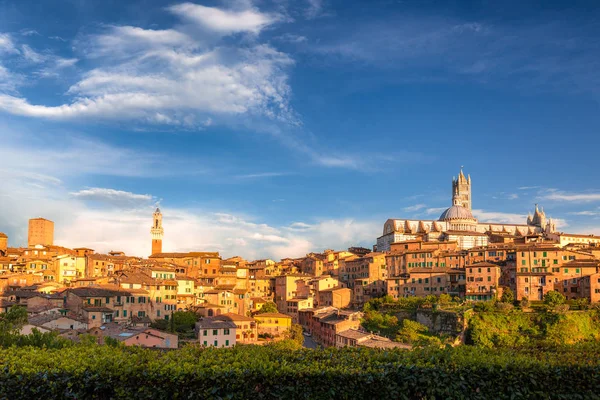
[155,207,161,214]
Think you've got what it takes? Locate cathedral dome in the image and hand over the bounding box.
[439,205,476,221]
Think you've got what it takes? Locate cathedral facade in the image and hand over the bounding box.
[376,170,556,251]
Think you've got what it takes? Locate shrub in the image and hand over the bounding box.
[2,343,600,399]
[544,291,566,308]
[500,287,514,304]
[494,302,514,313]
[520,296,530,308]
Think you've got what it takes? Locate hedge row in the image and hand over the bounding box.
[1,342,600,399]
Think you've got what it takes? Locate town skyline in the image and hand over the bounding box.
[2,166,599,260]
[2,0,600,259]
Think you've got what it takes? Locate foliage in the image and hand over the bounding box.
[284,324,304,346]
[468,308,600,348]
[494,302,514,313]
[473,301,495,313]
[150,319,169,331]
[500,288,514,304]
[2,342,600,399]
[256,302,279,314]
[361,311,400,338]
[520,296,530,308]
[0,306,27,334]
[171,311,200,334]
[543,291,566,308]
[395,320,441,347]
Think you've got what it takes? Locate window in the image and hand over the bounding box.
[203,341,207,346]
[123,310,127,317]
[533,260,538,265]
[553,260,558,265]
[138,311,145,317]
[564,269,569,274]
[543,252,547,257]
[203,330,208,336]
[225,340,229,346]
[521,260,526,266]
[487,276,491,282]
[214,340,218,346]
[576,268,580,274]
[213,329,218,335]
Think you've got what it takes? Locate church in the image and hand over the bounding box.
[376,169,557,251]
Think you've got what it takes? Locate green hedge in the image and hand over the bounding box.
[1,343,600,399]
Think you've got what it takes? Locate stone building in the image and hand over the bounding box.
[377,170,556,251]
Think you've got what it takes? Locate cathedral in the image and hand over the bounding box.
[376,169,557,251]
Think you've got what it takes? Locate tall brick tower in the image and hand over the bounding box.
[151,208,164,255]
[28,217,54,247]
[452,168,472,210]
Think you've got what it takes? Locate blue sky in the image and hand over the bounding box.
[1,0,600,259]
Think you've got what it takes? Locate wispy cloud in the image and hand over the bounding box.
[519,186,540,190]
[0,5,295,127]
[310,14,600,94]
[70,188,154,207]
[235,172,289,179]
[540,189,600,202]
[169,3,282,35]
[403,204,427,212]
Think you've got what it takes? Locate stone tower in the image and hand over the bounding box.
[0,232,7,255]
[452,169,472,210]
[151,208,164,255]
[28,217,54,247]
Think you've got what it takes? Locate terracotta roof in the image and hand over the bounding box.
[336,329,371,340]
[254,312,291,319]
[213,313,255,322]
[196,318,237,329]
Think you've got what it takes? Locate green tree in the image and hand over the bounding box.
[361,310,400,338]
[0,306,27,334]
[544,291,566,308]
[171,311,199,333]
[396,320,428,343]
[438,294,452,307]
[284,324,304,346]
[520,296,530,309]
[500,288,514,304]
[256,302,278,314]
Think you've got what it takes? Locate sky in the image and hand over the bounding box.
[1,0,600,260]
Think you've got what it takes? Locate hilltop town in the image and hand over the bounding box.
[1,170,600,350]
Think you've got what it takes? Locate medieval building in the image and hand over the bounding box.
[377,170,557,251]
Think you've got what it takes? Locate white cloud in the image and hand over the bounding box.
[0,20,295,126]
[70,188,154,207]
[0,129,176,179]
[403,204,426,212]
[472,209,527,224]
[305,0,328,19]
[235,172,288,179]
[541,190,600,202]
[507,193,519,200]
[0,33,17,53]
[21,45,46,63]
[425,207,447,215]
[168,3,280,35]
[568,210,600,216]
